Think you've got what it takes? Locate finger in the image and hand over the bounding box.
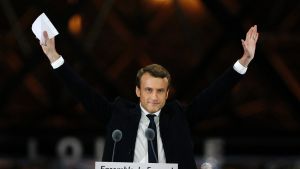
[252,25,258,40]
[250,26,257,40]
[42,31,49,45]
[251,28,259,42]
[247,26,255,40]
[255,33,259,42]
[241,39,246,49]
[40,40,47,46]
[52,37,55,44]
[246,27,252,40]
[43,31,49,40]
[251,31,257,41]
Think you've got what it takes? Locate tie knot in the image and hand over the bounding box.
[147,114,156,122]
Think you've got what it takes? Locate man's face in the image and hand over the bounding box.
[136,72,169,113]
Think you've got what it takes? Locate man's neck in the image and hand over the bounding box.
[139,103,161,117]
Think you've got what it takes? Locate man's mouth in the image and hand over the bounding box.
[148,102,159,105]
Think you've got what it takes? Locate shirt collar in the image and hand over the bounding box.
[139,103,161,117]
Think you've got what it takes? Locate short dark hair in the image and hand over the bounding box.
[136,64,171,88]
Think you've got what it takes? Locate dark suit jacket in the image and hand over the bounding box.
[55,63,243,169]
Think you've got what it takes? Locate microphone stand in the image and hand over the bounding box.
[112,141,117,162]
[149,139,158,163]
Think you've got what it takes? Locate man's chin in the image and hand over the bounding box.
[147,107,160,113]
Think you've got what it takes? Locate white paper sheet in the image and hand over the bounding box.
[32,13,59,44]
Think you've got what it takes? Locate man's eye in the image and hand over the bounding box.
[158,89,164,93]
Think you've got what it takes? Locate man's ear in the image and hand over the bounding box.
[135,86,141,97]
[166,89,169,100]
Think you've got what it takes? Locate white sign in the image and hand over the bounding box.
[96,162,178,169]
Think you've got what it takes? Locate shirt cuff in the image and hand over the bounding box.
[51,56,64,69]
[233,60,247,75]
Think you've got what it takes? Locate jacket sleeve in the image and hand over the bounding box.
[186,66,244,122]
[54,63,112,120]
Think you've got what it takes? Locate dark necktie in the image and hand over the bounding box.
[146,114,158,163]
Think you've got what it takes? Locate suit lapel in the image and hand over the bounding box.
[125,104,142,161]
[160,106,170,135]
[159,105,171,162]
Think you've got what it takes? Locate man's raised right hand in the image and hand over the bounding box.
[40,31,60,63]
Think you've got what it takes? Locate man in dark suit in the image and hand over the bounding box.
[40,25,259,169]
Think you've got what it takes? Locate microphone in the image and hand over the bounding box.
[201,162,212,169]
[111,129,122,162]
[145,128,158,163]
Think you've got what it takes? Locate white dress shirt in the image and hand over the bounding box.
[51,56,64,69]
[133,104,166,163]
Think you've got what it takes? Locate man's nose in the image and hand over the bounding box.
[151,92,158,100]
